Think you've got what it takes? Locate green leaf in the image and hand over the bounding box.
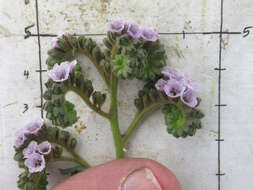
[17,170,48,190]
[59,166,86,177]
[112,55,132,79]
[162,103,204,138]
[162,104,185,130]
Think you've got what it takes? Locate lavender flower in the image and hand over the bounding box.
[161,67,183,81]
[23,141,38,159]
[48,61,72,82]
[155,78,167,91]
[108,20,125,34]
[24,119,44,136]
[181,89,198,108]
[141,28,158,42]
[163,80,185,98]
[24,153,45,173]
[182,74,198,92]
[38,141,51,155]
[127,23,141,39]
[15,129,27,148]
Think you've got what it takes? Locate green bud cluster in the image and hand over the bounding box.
[46,34,109,82]
[44,62,107,128]
[134,80,166,111]
[92,91,106,108]
[162,102,204,138]
[46,127,77,150]
[17,170,48,190]
[104,31,167,80]
[44,79,78,128]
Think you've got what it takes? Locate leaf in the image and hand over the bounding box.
[162,104,185,130]
[162,103,204,138]
[59,166,86,177]
[17,170,48,190]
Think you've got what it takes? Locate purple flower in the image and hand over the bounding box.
[108,20,125,34]
[182,74,198,92]
[141,28,158,42]
[161,67,183,81]
[23,141,38,159]
[164,80,185,98]
[38,141,51,155]
[24,119,44,136]
[181,89,198,108]
[127,23,141,39]
[24,153,45,173]
[155,79,167,91]
[48,62,71,82]
[15,129,27,148]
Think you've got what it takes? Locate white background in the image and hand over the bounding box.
[0,0,253,189]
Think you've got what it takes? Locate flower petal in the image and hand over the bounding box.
[155,79,167,91]
[24,153,45,173]
[38,141,51,155]
[180,89,198,108]
[141,29,158,42]
[127,23,141,39]
[23,141,38,158]
[108,20,125,34]
[164,80,185,98]
[24,119,44,136]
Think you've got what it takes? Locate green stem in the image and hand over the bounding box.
[69,86,110,119]
[53,141,91,168]
[122,100,171,144]
[69,150,91,168]
[109,77,124,158]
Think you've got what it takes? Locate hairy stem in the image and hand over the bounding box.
[123,99,171,144]
[69,150,91,168]
[69,86,110,119]
[109,77,124,158]
[52,141,91,168]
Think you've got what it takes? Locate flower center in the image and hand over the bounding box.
[35,160,42,167]
[171,88,179,96]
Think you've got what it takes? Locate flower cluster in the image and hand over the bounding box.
[15,119,44,148]
[108,20,158,42]
[47,60,77,82]
[23,141,51,173]
[155,67,198,108]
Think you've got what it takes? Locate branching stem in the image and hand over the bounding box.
[122,99,171,144]
[69,86,110,119]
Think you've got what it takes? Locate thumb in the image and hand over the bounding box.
[52,158,181,190]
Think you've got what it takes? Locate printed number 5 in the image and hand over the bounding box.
[243,26,253,38]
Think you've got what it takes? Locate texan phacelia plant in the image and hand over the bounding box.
[14,20,204,190]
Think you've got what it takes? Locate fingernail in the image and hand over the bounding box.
[120,168,162,190]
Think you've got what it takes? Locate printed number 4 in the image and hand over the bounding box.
[243,26,253,38]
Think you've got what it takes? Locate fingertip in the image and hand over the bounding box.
[52,158,181,190]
